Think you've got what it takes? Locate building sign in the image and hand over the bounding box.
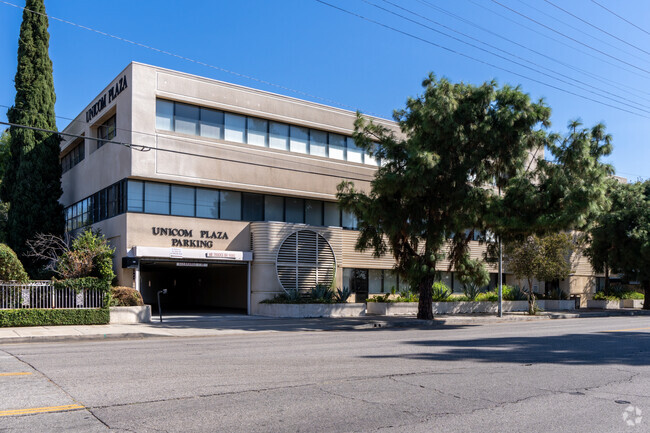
[152,227,229,249]
[86,75,128,122]
[205,251,243,261]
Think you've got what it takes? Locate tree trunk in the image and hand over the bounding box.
[527,278,535,315]
[643,281,650,311]
[604,263,610,294]
[417,275,435,320]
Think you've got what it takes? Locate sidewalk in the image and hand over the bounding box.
[1,309,649,345]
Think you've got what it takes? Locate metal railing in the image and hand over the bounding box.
[0,281,104,310]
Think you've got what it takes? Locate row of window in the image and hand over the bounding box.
[65,180,127,232]
[61,139,85,173]
[155,99,380,165]
[65,178,359,232]
[127,180,358,228]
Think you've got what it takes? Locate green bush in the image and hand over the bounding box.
[462,282,483,301]
[621,291,644,300]
[0,308,109,327]
[432,281,451,301]
[503,285,527,301]
[310,284,334,302]
[476,291,499,302]
[110,286,144,306]
[335,287,351,303]
[53,276,110,293]
[0,243,29,282]
[593,292,619,301]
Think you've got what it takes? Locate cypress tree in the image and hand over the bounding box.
[1,0,63,274]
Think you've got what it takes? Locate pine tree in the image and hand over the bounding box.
[1,0,63,274]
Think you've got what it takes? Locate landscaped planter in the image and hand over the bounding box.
[542,300,576,311]
[621,299,645,309]
[586,300,621,309]
[255,303,366,318]
[367,300,531,316]
[109,305,152,323]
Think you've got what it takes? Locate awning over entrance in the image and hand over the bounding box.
[129,246,253,262]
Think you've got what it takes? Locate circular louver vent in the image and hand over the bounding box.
[276,230,336,293]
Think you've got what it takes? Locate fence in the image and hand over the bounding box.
[0,281,104,309]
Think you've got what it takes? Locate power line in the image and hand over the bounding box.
[0,0,377,116]
[465,0,650,84]
[0,121,373,183]
[591,0,650,38]
[490,0,650,76]
[372,0,650,114]
[313,0,650,118]
[541,0,650,58]
[416,0,650,101]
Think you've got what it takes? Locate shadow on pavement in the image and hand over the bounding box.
[361,331,650,366]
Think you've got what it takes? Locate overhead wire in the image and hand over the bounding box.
[542,0,650,57]
[591,0,650,38]
[313,0,650,118]
[415,0,650,101]
[489,0,650,76]
[465,0,650,84]
[372,0,650,113]
[0,0,378,116]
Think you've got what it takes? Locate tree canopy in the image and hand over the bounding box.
[1,0,64,275]
[587,180,650,309]
[338,74,612,319]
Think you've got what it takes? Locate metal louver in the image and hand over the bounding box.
[276,230,335,293]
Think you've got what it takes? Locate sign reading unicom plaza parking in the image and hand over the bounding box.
[151,226,229,248]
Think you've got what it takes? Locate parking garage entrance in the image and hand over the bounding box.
[139,260,248,314]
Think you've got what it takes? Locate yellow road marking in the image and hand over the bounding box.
[0,372,32,376]
[602,326,650,333]
[0,404,84,417]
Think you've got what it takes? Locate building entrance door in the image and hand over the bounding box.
[351,269,369,303]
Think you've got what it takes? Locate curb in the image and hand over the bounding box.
[0,332,172,345]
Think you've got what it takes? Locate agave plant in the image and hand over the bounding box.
[310,284,334,302]
[432,281,451,301]
[335,286,351,303]
[462,282,483,301]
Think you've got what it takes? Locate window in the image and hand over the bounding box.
[290,125,308,154]
[309,129,327,157]
[329,134,346,160]
[127,180,144,212]
[346,137,363,163]
[242,193,264,221]
[384,271,398,293]
[269,122,289,150]
[305,200,323,226]
[61,139,85,173]
[65,180,127,232]
[247,118,268,147]
[171,185,195,217]
[220,190,241,220]
[156,100,174,131]
[97,115,116,148]
[285,197,304,223]
[174,103,200,135]
[264,195,284,221]
[369,269,383,294]
[196,188,219,218]
[224,113,246,143]
[342,209,357,229]
[365,143,379,166]
[200,107,224,139]
[144,182,170,215]
[324,202,340,227]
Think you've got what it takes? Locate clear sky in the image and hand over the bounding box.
[1,0,649,181]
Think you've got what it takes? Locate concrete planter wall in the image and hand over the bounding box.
[586,300,621,309]
[367,300,531,316]
[621,299,645,309]
[542,300,576,311]
[255,303,366,318]
[109,305,152,324]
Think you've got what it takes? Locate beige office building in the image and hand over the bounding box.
[60,63,599,313]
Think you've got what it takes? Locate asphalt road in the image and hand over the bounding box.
[0,316,649,432]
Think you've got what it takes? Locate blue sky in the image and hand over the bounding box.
[1,0,649,180]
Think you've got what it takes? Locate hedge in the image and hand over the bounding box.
[0,308,110,327]
[53,276,111,293]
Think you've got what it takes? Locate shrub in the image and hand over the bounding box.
[335,287,351,303]
[310,284,334,302]
[53,276,111,293]
[110,286,144,306]
[621,291,644,300]
[0,243,29,282]
[503,285,527,301]
[547,287,569,300]
[476,291,498,302]
[0,308,109,327]
[593,292,619,301]
[462,282,483,301]
[432,281,451,301]
[395,289,418,302]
